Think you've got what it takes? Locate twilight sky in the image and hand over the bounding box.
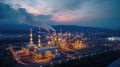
[0,0,120,29]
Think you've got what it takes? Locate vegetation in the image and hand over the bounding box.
[0,48,17,67]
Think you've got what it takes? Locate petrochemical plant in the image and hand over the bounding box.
[9,28,88,64]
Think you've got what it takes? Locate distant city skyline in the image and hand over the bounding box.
[0,0,120,29]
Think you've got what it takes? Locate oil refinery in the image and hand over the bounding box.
[9,28,88,65]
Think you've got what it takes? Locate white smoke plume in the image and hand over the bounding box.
[19,18,56,31]
[28,22,56,32]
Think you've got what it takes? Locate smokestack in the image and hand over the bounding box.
[38,27,41,47]
[29,28,33,44]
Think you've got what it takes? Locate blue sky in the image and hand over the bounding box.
[0,0,120,29]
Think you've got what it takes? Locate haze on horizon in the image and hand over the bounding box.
[0,0,120,30]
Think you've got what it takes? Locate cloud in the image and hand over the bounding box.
[0,3,56,31]
[1,0,120,29]
[1,0,113,22]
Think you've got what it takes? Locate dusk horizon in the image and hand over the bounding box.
[0,0,120,67]
[0,0,120,30]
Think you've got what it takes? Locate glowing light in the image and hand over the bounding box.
[9,29,89,64]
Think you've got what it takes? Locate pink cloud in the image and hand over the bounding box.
[51,12,83,23]
[51,14,83,22]
[51,16,80,22]
[51,12,107,23]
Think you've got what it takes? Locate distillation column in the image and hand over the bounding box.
[29,28,33,44]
